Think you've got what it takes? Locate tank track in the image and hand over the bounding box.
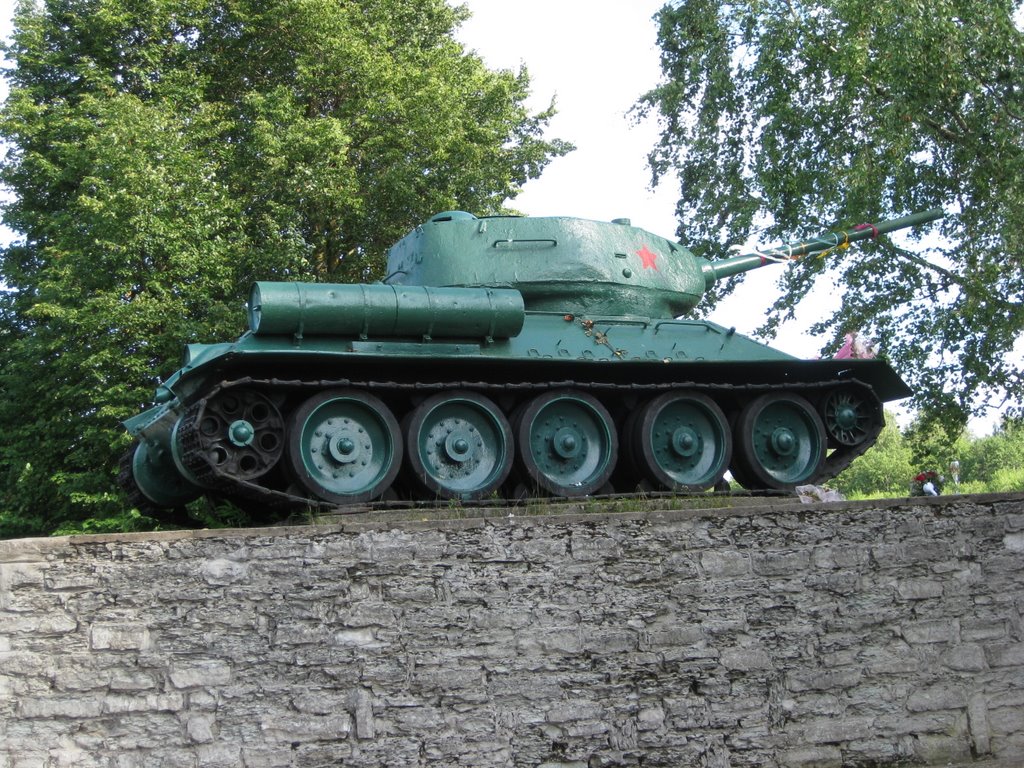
[170,375,882,514]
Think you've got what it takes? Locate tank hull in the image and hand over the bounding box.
[121,209,937,515]
[123,309,909,514]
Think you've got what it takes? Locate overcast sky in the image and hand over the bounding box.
[454,0,678,236]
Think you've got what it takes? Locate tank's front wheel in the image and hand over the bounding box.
[285,390,403,504]
[628,391,732,491]
[515,389,617,497]
[404,391,513,500]
[733,393,826,491]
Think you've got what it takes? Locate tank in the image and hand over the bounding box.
[120,208,943,516]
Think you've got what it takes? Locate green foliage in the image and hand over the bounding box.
[830,415,914,498]
[642,0,1024,429]
[903,414,962,471]
[960,418,1024,481]
[0,0,569,537]
[835,414,1024,498]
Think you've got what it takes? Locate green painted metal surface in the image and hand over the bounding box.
[249,282,525,340]
[386,211,706,317]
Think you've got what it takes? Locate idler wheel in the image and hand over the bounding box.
[733,392,826,491]
[627,391,732,491]
[514,389,617,497]
[404,391,513,500]
[285,389,402,503]
[118,440,200,522]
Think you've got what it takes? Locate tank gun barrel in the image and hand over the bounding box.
[702,207,944,288]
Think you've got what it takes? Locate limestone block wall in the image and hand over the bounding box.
[1,495,1023,767]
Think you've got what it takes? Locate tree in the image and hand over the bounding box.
[640,0,1024,429]
[0,0,569,537]
[959,417,1024,485]
[831,414,914,498]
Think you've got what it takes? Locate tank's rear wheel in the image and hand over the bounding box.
[628,391,732,491]
[286,389,402,503]
[515,389,617,497]
[195,388,285,480]
[733,393,826,490]
[404,391,513,500]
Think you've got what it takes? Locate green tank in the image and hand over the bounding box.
[120,208,942,516]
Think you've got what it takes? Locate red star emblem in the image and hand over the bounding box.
[637,244,659,270]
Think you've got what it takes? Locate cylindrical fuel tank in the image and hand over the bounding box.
[248,282,526,340]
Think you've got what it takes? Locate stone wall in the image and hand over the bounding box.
[1,495,1023,767]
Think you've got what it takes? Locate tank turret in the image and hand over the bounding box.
[383,208,944,317]
[120,207,942,519]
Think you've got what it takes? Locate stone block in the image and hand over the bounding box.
[700,550,750,577]
[168,660,231,689]
[912,733,973,763]
[0,538,63,564]
[186,713,217,744]
[271,620,330,646]
[901,619,958,644]
[786,667,861,693]
[961,618,1008,642]
[102,693,184,714]
[200,558,249,585]
[636,706,665,731]
[89,623,151,651]
[546,701,604,724]
[109,670,157,691]
[194,744,242,767]
[0,563,47,590]
[19,697,104,719]
[906,683,965,712]
[582,629,637,654]
[1003,531,1024,553]
[239,747,293,768]
[811,544,869,570]
[44,572,100,591]
[790,715,875,744]
[752,550,810,577]
[720,647,772,672]
[517,627,582,654]
[644,624,705,650]
[895,578,943,600]
[8,754,48,768]
[568,534,620,561]
[331,628,381,648]
[779,745,843,767]
[941,643,987,672]
[986,643,1024,668]
[967,693,992,755]
[259,712,352,743]
[3,612,78,636]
